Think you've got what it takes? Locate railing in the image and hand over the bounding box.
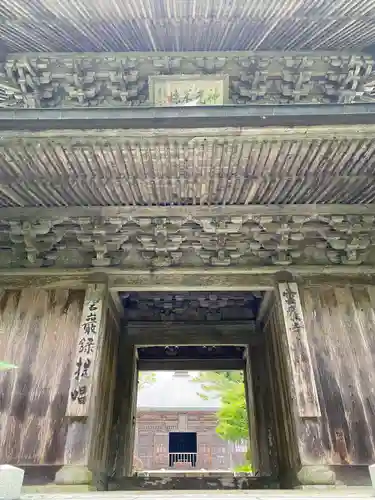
[169,452,198,467]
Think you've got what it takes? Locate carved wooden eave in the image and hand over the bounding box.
[1,51,375,109]
[0,205,375,275]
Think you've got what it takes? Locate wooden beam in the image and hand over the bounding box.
[2,124,375,142]
[256,291,274,325]
[1,203,375,220]
[1,103,375,132]
[126,321,258,346]
[0,267,375,290]
[138,358,245,371]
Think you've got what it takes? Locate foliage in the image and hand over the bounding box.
[138,372,156,389]
[0,361,17,371]
[193,371,243,400]
[193,371,248,441]
[234,463,253,473]
[216,381,248,442]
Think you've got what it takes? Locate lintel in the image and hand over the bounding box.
[138,358,245,371]
[1,203,375,220]
[126,321,258,346]
[1,267,375,290]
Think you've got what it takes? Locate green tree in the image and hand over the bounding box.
[216,380,248,442]
[138,371,156,389]
[193,371,251,470]
[193,370,243,400]
[193,371,248,441]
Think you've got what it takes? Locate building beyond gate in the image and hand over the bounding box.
[135,371,247,471]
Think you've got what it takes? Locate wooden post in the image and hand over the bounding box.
[248,340,278,477]
[113,340,138,478]
[276,282,335,487]
[55,284,109,486]
[243,348,260,473]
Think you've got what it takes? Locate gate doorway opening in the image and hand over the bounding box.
[108,289,295,490]
[135,369,248,472]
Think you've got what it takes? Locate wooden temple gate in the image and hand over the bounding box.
[0,276,374,488]
[1,0,375,488]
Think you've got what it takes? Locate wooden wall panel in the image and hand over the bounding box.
[0,288,84,465]
[300,285,375,466]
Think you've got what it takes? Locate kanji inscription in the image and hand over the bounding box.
[66,286,105,417]
[278,282,321,418]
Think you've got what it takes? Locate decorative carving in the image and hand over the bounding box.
[8,219,64,267]
[232,56,271,104]
[106,58,147,106]
[4,57,62,108]
[152,56,182,73]
[123,291,261,322]
[0,71,24,107]
[76,217,132,266]
[2,52,375,108]
[279,56,315,103]
[324,55,374,104]
[0,213,375,269]
[192,57,227,74]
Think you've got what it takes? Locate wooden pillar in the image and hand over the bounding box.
[247,340,278,477]
[275,281,335,487]
[112,337,138,478]
[55,284,120,488]
[243,347,260,473]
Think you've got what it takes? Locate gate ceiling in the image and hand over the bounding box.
[1,0,375,52]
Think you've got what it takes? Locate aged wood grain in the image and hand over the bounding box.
[278,283,320,418]
[244,347,260,472]
[89,302,120,478]
[66,284,107,417]
[0,288,84,465]
[263,297,300,482]
[111,338,138,478]
[248,340,278,476]
[300,285,375,466]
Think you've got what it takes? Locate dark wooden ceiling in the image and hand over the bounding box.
[121,291,262,321]
[1,0,375,53]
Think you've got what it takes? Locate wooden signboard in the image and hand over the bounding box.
[149,74,229,106]
[66,284,106,417]
[278,282,321,418]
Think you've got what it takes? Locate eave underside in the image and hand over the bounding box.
[0,118,375,276]
[1,125,375,207]
[2,0,375,52]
